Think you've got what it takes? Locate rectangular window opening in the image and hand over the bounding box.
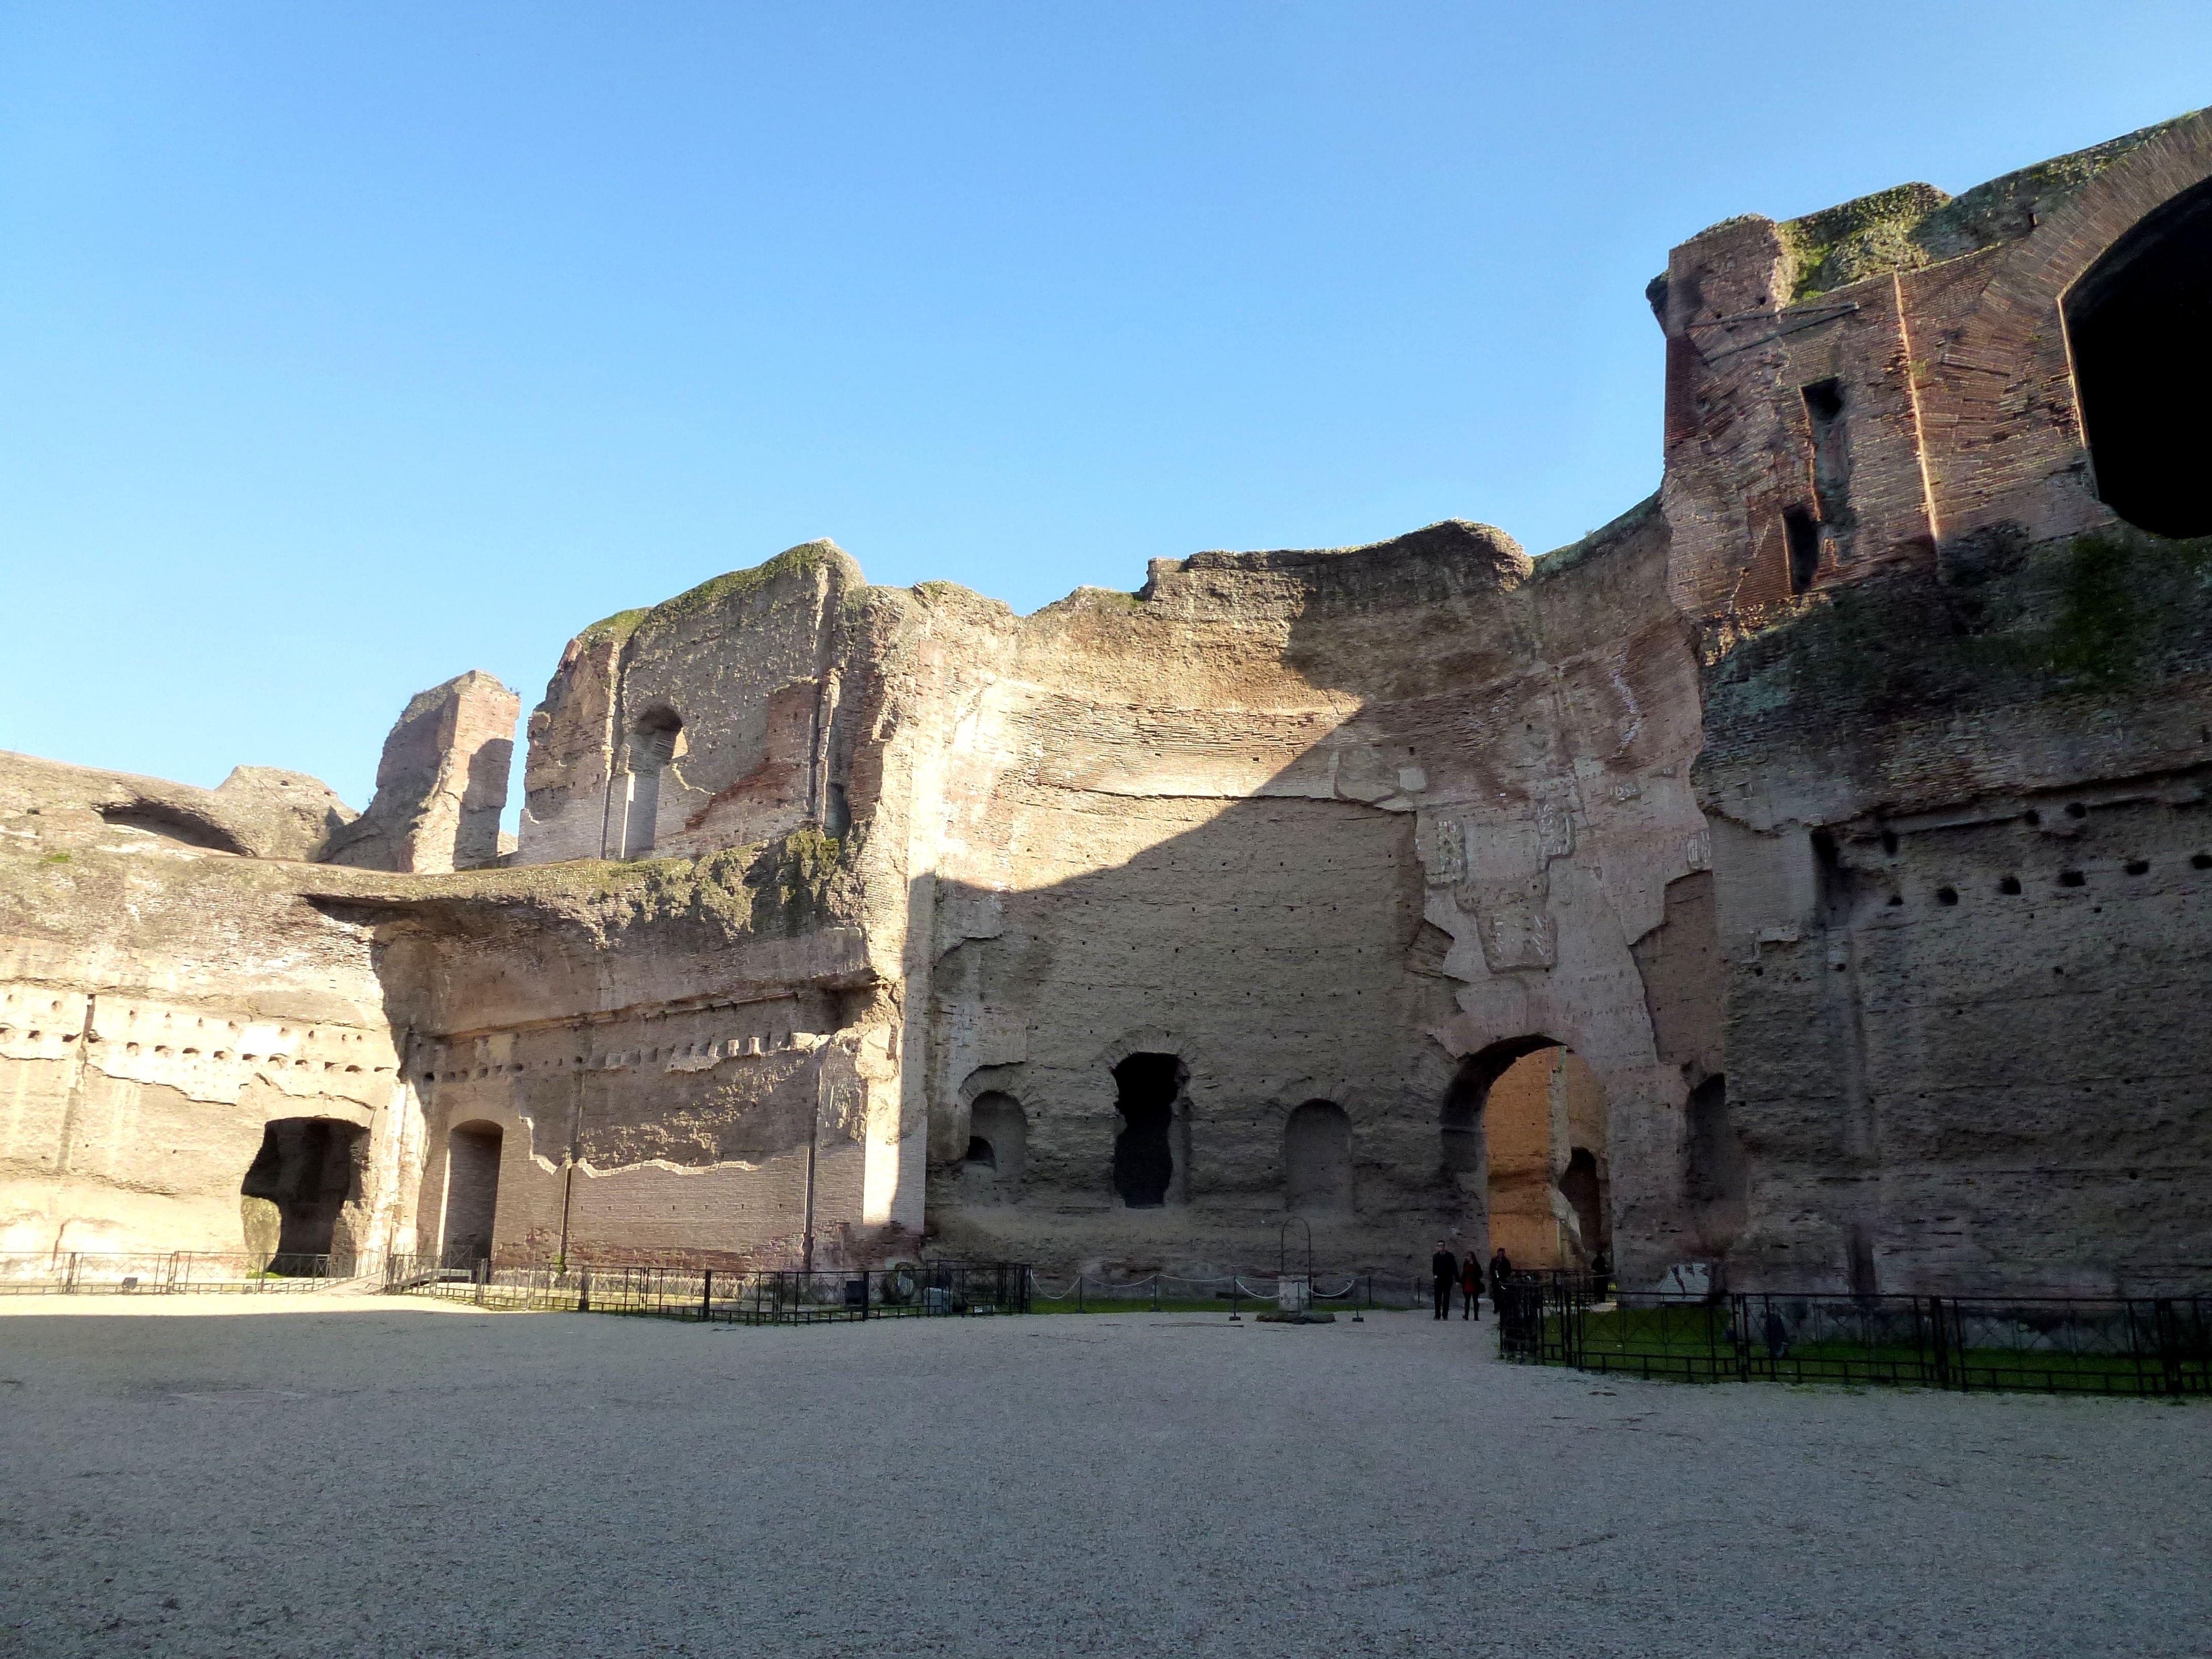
[1784,505,1822,593]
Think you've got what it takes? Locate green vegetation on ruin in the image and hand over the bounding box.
[577,607,651,647]
[1702,525,2212,748]
[574,541,850,649]
[1534,492,1662,579]
[1772,113,2193,302]
[291,824,852,946]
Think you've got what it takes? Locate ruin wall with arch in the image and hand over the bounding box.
[6,112,2212,1294]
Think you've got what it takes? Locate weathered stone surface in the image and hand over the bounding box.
[0,750,355,862]
[321,670,520,874]
[8,114,2212,1294]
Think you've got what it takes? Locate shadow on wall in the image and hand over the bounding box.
[916,516,1701,1273]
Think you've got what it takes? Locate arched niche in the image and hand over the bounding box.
[963,1092,1028,1200]
[1284,1099,1352,1214]
[619,707,683,858]
[441,1119,504,1268]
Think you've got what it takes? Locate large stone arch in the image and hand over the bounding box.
[1926,111,2212,543]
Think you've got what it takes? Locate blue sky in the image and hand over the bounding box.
[4,3,2208,819]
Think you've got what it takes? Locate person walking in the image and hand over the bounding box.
[1430,1242,1457,1320]
[1460,1252,1483,1321]
[1489,1247,1513,1317]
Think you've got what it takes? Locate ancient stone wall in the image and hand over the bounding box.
[11,112,2212,1296]
[1674,111,2212,1295]
[0,753,416,1261]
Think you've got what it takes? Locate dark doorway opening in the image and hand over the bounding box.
[964,1136,996,1169]
[1111,1053,1183,1208]
[442,1121,503,1268]
[1684,1073,1748,1251]
[1560,1146,1605,1261]
[2066,175,2212,538]
[239,1117,368,1269]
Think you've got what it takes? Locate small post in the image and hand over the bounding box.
[701,1268,714,1323]
[1230,1278,1241,1322]
[1152,1274,1160,1313]
[578,1266,591,1314]
[1077,1274,1084,1313]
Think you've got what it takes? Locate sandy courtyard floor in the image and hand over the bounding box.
[1,1295,2206,1657]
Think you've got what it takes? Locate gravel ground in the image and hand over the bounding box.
[1,1295,2206,1658]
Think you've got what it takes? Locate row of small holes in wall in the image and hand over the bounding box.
[1924,852,2210,906]
[418,1038,793,1084]
[0,1030,381,1071]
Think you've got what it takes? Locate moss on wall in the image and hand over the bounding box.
[1701,526,2212,756]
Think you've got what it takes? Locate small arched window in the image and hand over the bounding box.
[619,708,683,858]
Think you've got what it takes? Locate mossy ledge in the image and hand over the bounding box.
[300,825,855,947]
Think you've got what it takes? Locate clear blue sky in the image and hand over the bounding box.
[4,4,2208,819]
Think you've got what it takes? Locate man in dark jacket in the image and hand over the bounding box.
[1489,1247,1513,1317]
[1460,1253,1483,1320]
[1430,1243,1457,1320]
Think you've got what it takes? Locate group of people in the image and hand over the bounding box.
[1429,1242,1512,1320]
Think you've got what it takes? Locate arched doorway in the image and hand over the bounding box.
[1284,1099,1352,1213]
[1111,1053,1185,1208]
[2066,175,2212,537]
[1440,1039,1609,1270]
[239,1117,368,1269]
[441,1121,504,1268]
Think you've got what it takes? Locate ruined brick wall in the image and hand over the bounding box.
[517,544,857,866]
[1675,111,2212,1295]
[883,511,1712,1283]
[16,112,2212,1298]
[1657,112,2212,633]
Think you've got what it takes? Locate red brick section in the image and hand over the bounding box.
[1660,111,2212,635]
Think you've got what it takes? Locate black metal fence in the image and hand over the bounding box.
[384,1257,1030,1323]
[0,1250,366,1294]
[1025,1270,1419,1313]
[1498,1274,2212,1396]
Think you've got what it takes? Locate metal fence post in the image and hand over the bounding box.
[1152,1274,1160,1313]
[701,1268,714,1323]
[1076,1274,1084,1313]
[2156,1298,2184,1396]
